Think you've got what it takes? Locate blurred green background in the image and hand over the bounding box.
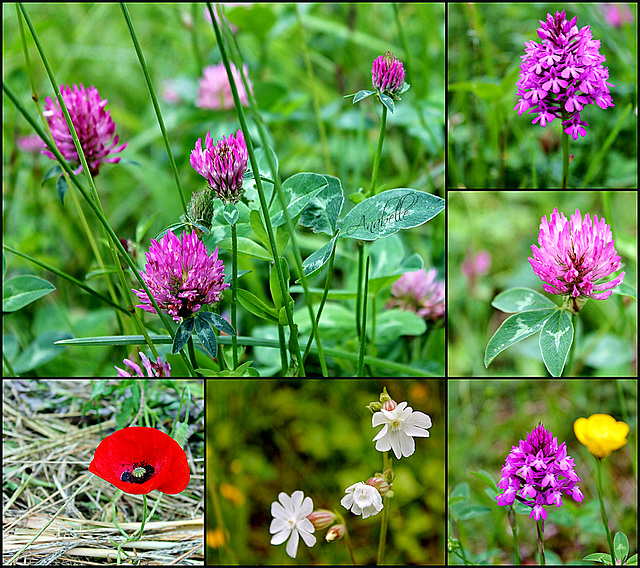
[207,379,445,564]
[448,191,637,377]
[3,3,444,376]
[447,2,637,188]
[448,379,637,565]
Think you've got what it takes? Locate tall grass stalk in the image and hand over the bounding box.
[120,3,188,216]
[595,456,616,562]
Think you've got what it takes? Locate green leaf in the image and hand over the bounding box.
[42,165,62,184]
[172,421,189,448]
[219,236,272,261]
[626,554,638,565]
[448,482,470,518]
[470,470,498,491]
[368,233,424,293]
[614,532,629,563]
[237,289,278,323]
[583,552,611,564]
[539,309,573,377]
[195,315,218,359]
[492,287,557,313]
[198,312,235,336]
[348,190,366,205]
[613,282,637,300]
[249,209,270,251]
[300,175,344,236]
[373,309,426,343]
[270,256,292,311]
[3,275,55,312]
[11,331,72,374]
[56,175,69,204]
[299,234,338,282]
[457,505,492,520]
[484,309,556,367]
[339,188,444,241]
[172,317,194,354]
[379,93,395,113]
[353,89,375,103]
[222,203,239,226]
[448,79,503,102]
[269,172,328,227]
[197,360,261,377]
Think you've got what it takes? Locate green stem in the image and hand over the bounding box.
[231,223,239,369]
[595,457,616,562]
[370,105,388,196]
[207,3,307,376]
[119,3,188,216]
[356,242,364,337]
[561,114,570,189]
[377,451,391,565]
[357,255,370,378]
[187,336,199,376]
[536,519,545,565]
[508,506,520,565]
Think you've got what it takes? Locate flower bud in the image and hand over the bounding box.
[306,509,336,530]
[366,401,382,413]
[372,51,406,100]
[381,399,397,412]
[325,524,346,542]
[366,476,391,496]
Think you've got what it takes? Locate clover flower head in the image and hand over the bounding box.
[372,401,432,459]
[514,10,614,140]
[42,84,127,175]
[528,208,625,301]
[190,129,248,204]
[386,268,445,321]
[270,490,316,558]
[372,51,406,100]
[196,62,252,110]
[496,422,583,522]
[132,230,229,323]
[341,482,384,519]
[115,352,171,377]
[574,414,629,458]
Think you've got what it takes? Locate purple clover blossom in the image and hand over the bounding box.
[372,51,406,100]
[42,84,127,176]
[132,230,229,323]
[196,62,252,110]
[190,129,248,204]
[514,10,614,140]
[496,423,584,522]
[115,352,171,377]
[386,268,445,321]
[528,208,625,300]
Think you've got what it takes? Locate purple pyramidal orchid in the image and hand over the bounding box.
[496,423,584,522]
[529,208,625,301]
[42,84,127,175]
[132,230,229,323]
[190,129,248,204]
[514,10,614,140]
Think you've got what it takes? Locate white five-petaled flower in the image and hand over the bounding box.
[269,491,316,558]
[372,401,432,459]
[341,482,384,519]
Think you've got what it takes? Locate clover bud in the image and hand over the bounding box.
[325,524,346,542]
[306,509,336,530]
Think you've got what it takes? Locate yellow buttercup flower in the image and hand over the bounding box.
[574,414,629,458]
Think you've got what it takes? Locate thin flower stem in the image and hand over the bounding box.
[561,116,570,189]
[595,456,616,562]
[356,242,364,337]
[207,4,310,376]
[357,255,370,377]
[231,223,239,369]
[187,336,199,376]
[508,506,520,565]
[189,3,204,74]
[377,451,391,565]
[536,519,545,565]
[119,3,188,216]
[277,324,288,373]
[370,105,388,196]
[334,510,357,565]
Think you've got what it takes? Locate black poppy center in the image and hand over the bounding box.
[120,461,155,484]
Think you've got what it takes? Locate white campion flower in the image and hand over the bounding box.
[269,490,316,558]
[372,401,432,459]
[341,482,384,519]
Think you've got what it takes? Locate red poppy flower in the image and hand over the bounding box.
[89,427,190,495]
